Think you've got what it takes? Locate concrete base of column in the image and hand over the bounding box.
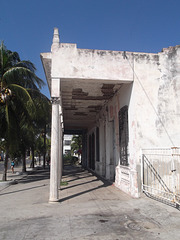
[49,198,59,203]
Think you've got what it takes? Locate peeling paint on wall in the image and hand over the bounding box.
[42,29,180,198]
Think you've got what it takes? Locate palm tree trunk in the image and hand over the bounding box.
[22,151,26,172]
[2,150,9,181]
[31,147,35,168]
[43,125,46,169]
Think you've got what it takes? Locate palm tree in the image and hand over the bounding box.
[30,93,51,168]
[0,42,44,180]
[71,135,82,155]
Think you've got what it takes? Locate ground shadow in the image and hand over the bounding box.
[0,184,47,196]
[18,169,50,184]
[59,164,112,203]
[60,178,99,191]
[144,192,180,211]
[0,168,50,196]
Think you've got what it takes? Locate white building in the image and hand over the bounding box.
[41,28,180,202]
[63,134,72,155]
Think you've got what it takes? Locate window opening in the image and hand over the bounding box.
[119,106,129,166]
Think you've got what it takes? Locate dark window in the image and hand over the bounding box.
[119,106,129,166]
[65,140,71,146]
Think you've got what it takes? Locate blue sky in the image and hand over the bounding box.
[1,0,180,98]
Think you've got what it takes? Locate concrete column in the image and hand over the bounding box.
[99,118,106,177]
[58,106,63,189]
[106,120,115,181]
[60,115,63,180]
[82,131,87,167]
[49,98,60,202]
[105,119,111,180]
[59,126,63,183]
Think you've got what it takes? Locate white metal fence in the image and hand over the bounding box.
[141,147,180,207]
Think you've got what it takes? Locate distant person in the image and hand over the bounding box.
[46,155,50,170]
[0,154,3,161]
[11,160,15,173]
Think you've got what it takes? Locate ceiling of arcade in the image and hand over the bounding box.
[60,78,123,131]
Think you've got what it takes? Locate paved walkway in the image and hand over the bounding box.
[0,165,180,240]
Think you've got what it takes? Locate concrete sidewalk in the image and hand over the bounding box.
[0,163,40,190]
[0,165,180,240]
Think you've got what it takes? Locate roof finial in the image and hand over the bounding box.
[51,27,60,52]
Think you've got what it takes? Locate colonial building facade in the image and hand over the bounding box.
[41,28,180,202]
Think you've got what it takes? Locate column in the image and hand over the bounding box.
[49,97,60,202]
[50,28,60,201]
[58,105,63,189]
[105,118,111,180]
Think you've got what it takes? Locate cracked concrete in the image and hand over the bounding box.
[0,165,180,240]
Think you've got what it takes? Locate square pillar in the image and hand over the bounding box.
[58,105,63,189]
[49,97,60,202]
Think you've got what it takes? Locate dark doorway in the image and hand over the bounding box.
[96,127,100,162]
[92,133,95,170]
[89,135,92,168]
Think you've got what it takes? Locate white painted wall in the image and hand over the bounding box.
[104,47,180,197]
[42,28,180,198]
[51,43,133,82]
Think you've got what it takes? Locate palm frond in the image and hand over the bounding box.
[5,103,9,126]
[5,103,20,153]
[0,42,20,77]
[2,67,44,88]
[15,60,36,72]
[0,42,51,159]
[9,83,35,114]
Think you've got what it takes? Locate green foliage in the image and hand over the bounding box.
[0,139,6,152]
[63,154,79,165]
[71,135,82,154]
[0,42,43,154]
[63,153,72,163]
[0,42,51,179]
[60,181,68,186]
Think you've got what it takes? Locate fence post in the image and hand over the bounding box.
[171,147,177,203]
[140,149,144,193]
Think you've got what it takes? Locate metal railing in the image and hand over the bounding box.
[141,147,180,207]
